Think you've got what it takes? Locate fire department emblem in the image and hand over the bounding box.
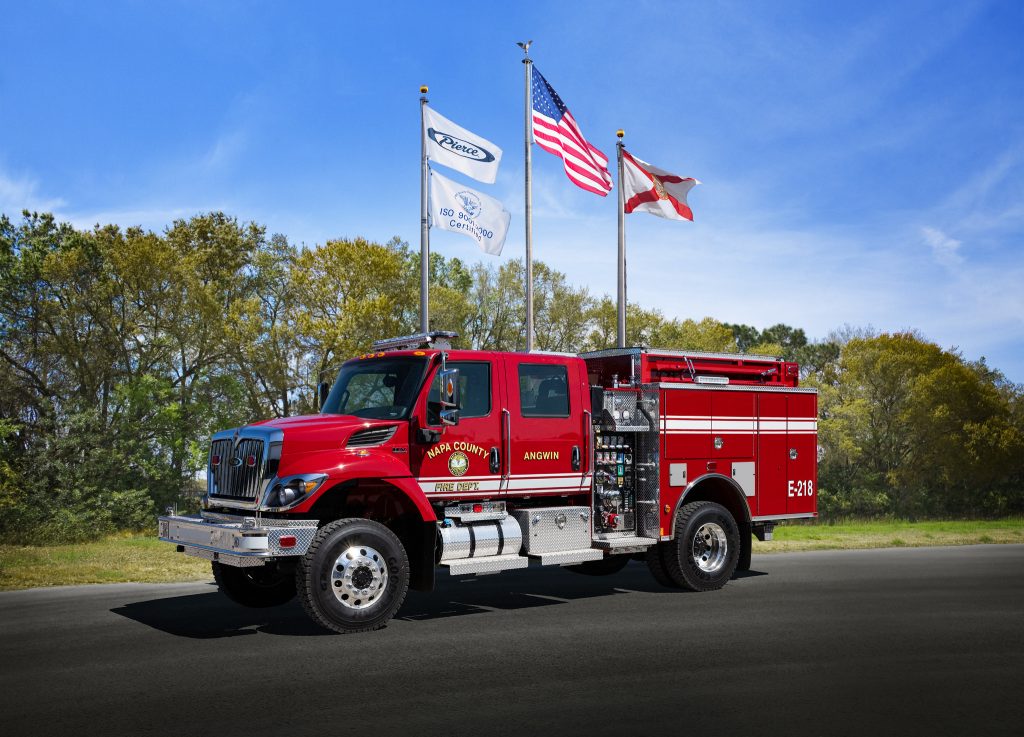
[448,451,469,477]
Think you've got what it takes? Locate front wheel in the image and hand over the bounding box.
[295,518,410,634]
[212,561,296,608]
[664,501,739,591]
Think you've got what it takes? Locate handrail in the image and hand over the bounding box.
[501,408,511,490]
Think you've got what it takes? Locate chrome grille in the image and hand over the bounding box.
[209,437,266,500]
[347,426,398,447]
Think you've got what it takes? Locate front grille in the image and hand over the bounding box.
[347,426,398,447]
[209,437,266,500]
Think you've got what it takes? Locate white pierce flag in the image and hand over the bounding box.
[430,170,510,256]
[423,105,503,184]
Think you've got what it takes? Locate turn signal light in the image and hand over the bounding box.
[245,455,257,467]
[211,455,221,466]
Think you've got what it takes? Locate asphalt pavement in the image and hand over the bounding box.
[1,545,1022,737]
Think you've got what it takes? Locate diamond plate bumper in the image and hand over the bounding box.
[158,513,319,567]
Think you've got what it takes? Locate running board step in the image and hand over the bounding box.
[592,536,658,550]
[531,549,605,566]
[442,554,529,576]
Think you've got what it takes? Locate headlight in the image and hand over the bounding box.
[265,474,327,510]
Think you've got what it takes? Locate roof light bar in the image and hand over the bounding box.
[371,330,459,352]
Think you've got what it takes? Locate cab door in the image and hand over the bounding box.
[501,355,588,499]
[411,359,505,502]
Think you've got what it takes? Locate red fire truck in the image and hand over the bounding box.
[159,331,817,633]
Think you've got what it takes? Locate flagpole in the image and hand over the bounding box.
[519,41,534,352]
[419,85,430,333]
[616,129,626,349]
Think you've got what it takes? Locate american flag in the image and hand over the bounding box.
[531,66,612,196]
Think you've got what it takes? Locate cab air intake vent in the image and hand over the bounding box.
[347,426,398,448]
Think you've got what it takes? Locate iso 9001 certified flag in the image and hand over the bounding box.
[429,170,510,255]
[423,105,503,184]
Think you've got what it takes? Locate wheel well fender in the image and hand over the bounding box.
[296,471,435,523]
[672,473,753,566]
[305,477,437,592]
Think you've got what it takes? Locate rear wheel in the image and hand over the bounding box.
[296,518,410,634]
[212,561,296,608]
[664,501,739,591]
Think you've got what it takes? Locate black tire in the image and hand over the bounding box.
[296,518,410,634]
[645,544,680,588]
[737,524,752,572]
[565,554,631,576]
[212,561,296,608]
[664,501,740,591]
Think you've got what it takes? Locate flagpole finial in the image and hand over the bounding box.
[517,40,533,59]
[616,129,624,140]
[420,85,428,94]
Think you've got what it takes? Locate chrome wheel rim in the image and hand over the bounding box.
[330,544,388,610]
[691,522,728,573]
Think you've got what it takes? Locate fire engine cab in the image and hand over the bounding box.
[159,331,817,633]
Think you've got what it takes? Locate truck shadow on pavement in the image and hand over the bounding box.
[110,562,767,639]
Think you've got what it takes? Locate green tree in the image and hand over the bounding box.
[810,333,1024,518]
[293,237,414,400]
[226,233,301,418]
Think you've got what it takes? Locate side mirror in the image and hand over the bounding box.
[317,381,331,410]
[437,368,460,426]
[438,368,459,408]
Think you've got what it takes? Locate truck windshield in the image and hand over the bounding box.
[320,357,428,420]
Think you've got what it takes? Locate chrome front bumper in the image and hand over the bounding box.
[158,513,319,568]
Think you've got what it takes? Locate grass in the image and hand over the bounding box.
[0,533,210,591]
[0,518,1022,591]
[756,518,1024,553]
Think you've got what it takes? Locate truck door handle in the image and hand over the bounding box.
[489,447,500,474]
[571,445,581,471]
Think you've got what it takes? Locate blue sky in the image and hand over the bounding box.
[2,1,1023,381]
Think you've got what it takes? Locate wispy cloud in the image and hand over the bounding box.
[63,206,220,232]
[922,226,963,268]
[942,141,1024,235]
[0,168,66,215]
[198,130,248,173]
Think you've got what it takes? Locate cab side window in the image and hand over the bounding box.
[426,361,491,424]
[519,364,569,418]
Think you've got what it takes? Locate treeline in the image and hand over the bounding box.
[0,211,1021,542]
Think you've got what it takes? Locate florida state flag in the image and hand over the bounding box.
[621,150,699,221]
